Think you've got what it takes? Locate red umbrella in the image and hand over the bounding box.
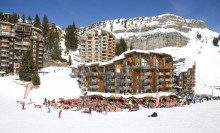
[122,98,127,101]
[138,98,143,102]
[59,98,65,101]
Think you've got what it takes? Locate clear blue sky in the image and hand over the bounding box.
[1,0,220,33]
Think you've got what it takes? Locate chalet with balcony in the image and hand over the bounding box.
[77,50,179,95]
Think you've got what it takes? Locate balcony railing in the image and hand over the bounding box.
[0,49,9,52]
[0,31,15,37]
[142,72,151,76]
[1,53,9,57]
[143,79,151,82]
[0,64,9,67]
[143,86,151,90]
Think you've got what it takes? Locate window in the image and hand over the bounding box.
[25,26,31,32]
[2,25,6,29]
[16,25,23,31]
[141,58,147,66]
[156,59,159,67]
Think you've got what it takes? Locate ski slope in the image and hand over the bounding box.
[0,67,220,133]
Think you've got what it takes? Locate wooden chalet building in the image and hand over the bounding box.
[77,50,177,94]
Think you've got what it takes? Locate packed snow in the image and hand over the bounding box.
[0,67,220,133]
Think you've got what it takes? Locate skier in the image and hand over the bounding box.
[58,110,62,118]
[105,105,108,115]
[48,105,51,113]
[22,102,25,110]
[89,107,92,114]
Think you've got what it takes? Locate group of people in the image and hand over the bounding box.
[19,94,220,119]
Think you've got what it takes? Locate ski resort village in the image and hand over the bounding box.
[1,1,220,133]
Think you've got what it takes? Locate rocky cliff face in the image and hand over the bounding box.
[126,32,189,50]
[79,14,207,50]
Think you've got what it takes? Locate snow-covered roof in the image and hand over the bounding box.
[32,27,42,32]
[79,49,173,67]
[99,60,114,66]
[85,62,100,67]
[85,91,176,98]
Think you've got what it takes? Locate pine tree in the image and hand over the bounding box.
[130,45,133,50]
[8,13,19,23]
[34,14,41,29]
[19,50,36,81]
[115,43,122,56]
[213,37,219,47]
[42,14,49,52]
[121,37,127,52]
[27,16,32,23]
[32,72,40,85]
[124,20,127,28]
[65,22,78,50]
[110,24,113,32]
[22,14,25,23]
[0,12,4,21]
[115,37,127,56]
[49,25,61,60]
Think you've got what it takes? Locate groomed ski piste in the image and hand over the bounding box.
[0,66,220,133]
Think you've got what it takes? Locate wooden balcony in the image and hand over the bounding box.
[106,87,115,92]
[143,86,151,90]
[1,53,9,57]
[0,63,9,67]
[1,43,9,47]
[90,78,99,82]
[157,85,164,89]
[165,84,172,88]
[165,78,171,82]
[143,79,151,82]
[1,49,9,52]
[14,56,22,59]
[158,72,164,75]
[0,31,15,37]
[104,71,115,76]
[142,72,151,76]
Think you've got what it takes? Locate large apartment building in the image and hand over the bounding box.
[80,30,116,63]
[0,21,43,73]
[77,50,175,94]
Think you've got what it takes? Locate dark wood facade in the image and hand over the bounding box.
[77,50,179,94]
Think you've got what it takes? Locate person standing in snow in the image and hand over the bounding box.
[48,105,51,113]
[22,102,25,110]
[104,105,108,115]
[89,107,92,114]
[58,110,62,118]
